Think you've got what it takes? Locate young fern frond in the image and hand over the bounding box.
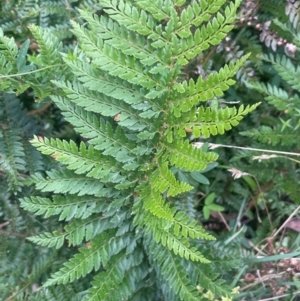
[150,156,194,196]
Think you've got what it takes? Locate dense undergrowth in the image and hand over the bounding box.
[1,0,300,301]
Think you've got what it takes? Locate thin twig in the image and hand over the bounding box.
[217,212,231,231]
[0,229,27,239]
[0,221,9,228]
[65,0,71,9]
[26,101,53,116]
[257,291,300,301]
[0,64,63,79]
[271,205,300,239]
[194,142,300,157]
[258,205,300,253]
[248,240,268,256]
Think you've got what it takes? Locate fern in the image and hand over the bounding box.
[0,0,256,300]
[241,14,300,205]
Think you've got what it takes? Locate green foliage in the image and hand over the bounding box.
[0,0,259,300]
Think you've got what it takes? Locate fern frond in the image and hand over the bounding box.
[173,211,215,240]
[240,125,300,147]
[30,136,128,184]
[164,139,218,171]
[175,0,227,39]
[28,212,122,249]
[187,260,234,297]
[263,53,300,90]
[20,195,112,221]
[0,28,18,62]
[177,0,242,64]
[64,214,125,246]
[139,183,175,221]
[51,83,149,131]
[246,81,299,112]
[173,55,249,115]
[0,0,256,298]
[29,169,113,196]
[150,157,193,196]
[169,103,260,138]
[53,98,139,163]
[44,232,132,286]
[27,231,66,249]
[28,212,125,249]
[29,24,62,65]
[149,239,201,301]
[85,249,142,301]
[71,21,159,89]
[79,10,168,70]
[135,0,172,21]
[41,1,70,16]
[61,57,144,105]
[102,0,165,40]
[135,206,210,262]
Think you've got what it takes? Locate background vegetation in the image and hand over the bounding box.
[1,0,300,300]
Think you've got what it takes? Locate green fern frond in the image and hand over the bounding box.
[28,169,113,196]
[44,232,132,286]
[150,157,193,196]
[0,0,257,298]
[246,81,299,112]
[41,1,71,16]
[29,24,62,65]
[164,139,218,171]
[30,136,128,183]
[28,216,116,249]
[28,231,66,249]
[187,260,234,297]
[169,103,260,138]
[240,125,300,146]
[149,239,201,301]
[79,9,168,70]
[135,0,172,21]
[0,93,46,189]
[61,57,145,105]
[177,0,243,64]
[175,0,227,39]
[85,249,143,301]
[51,84,149,131]
[173,55,249,116]
[139,183,175,221]
[136,209,210,262]
[263,53,300,90]
[20,195,113,221]
[71,21,159,89]
[52,98,139,163]
[101,0,162,40]
[173,211,215,240]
